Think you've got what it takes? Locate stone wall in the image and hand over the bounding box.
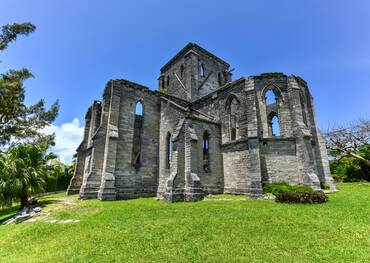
[110,80,161,200]
[70,44,336,202]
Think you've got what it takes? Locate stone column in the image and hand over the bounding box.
[244,78,263,197]
[184,119,204,201]
[98,82,121,201]
[164,119,186,202]
[287,77,321,190]
[67,107,92,195]
[66,146,86,195]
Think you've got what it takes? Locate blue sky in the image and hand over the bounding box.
[1,0,369,162]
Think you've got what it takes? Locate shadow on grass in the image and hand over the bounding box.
[0,205,20,224]
[0,198,65,224]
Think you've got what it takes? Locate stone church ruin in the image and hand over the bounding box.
[67,43,336,202]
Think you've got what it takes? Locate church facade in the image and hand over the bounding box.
[67,43,336,202]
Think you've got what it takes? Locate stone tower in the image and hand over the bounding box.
[67,43,336,202]
[158,43,232,101]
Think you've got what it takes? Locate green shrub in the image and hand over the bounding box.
[263,182,313,195]
[320,182,330,190]
[158,87,167,94]
[275,191,328,204]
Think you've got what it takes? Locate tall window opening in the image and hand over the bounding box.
[268,112,280,136]
[199,64,205,77]
[166,75,170,87]
[228,97,239,141]
[218,72,222,86]
[203,131,210,172]
[265,90,277,105]
[166,133,172,169]
[180,64,184,78]
[132,102,143,167]
[300,93,308,126]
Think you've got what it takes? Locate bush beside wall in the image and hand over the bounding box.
[263,182,313,195]
[275,191,329,204]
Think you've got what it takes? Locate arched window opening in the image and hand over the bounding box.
[228,97,239,141]
[199,64,205,77]
[300,93,308,126]
[132,102,143,167]
[166,75,170,87]
[265,89,277,105]
[268,113,280,137]
[218,72,222,86]
[180,64,184,78]
[135,101,143,116]
[203,131,210,172]
[166,133,172,169]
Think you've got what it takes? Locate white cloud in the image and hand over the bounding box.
[43,118,84,163]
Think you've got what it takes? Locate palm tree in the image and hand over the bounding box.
[0,143,56,209]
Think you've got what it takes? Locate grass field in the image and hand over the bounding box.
[0,183,369,263]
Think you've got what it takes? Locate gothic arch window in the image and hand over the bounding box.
[166,133,172,169]
[227,96,240,141]
[265,89,277,105]
[180,64,184,78]
[218,72,222,86]
[203,131,210,172]
[166,75,170,87]
[161,77,165,89]
[132,101,143,167]
[268,112,280,136]
[199,64,205,77]
[300,92,308,126]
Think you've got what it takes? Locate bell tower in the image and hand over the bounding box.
[158,43,232,101]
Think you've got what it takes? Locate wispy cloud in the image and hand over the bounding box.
[43,118,84,163]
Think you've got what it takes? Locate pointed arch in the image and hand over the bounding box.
[132,101,144,167]
[135,101,143,116]
[300,90,308,126]
[166,132,172,169]
[218,72,222,86]
[166,75,170,87]
[261,84,283,104]
[265,90,276,105]
[180,64,184,78]
[226,95,240,141]
[268,112,280,136]
[199,63,205,77]
[203,131,210,172]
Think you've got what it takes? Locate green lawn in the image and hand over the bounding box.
[0,183,369,263]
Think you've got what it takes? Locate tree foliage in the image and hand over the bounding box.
[0,22,36,51]
[324,119,370,182]
[0,143,56,208]
[324,119,370,167]
[0,22,59,147]
[329,145,370,182]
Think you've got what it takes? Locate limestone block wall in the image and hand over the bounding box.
[191,119,223,194]
[260,138,300,184]
[157,98,188,195]
[111,80,161,199]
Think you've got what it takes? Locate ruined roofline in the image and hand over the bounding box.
[251,72,308,87]
[250,72,287,80]
[191,77,246,105]
[104,78,158,96]
[160,42,230,73]
[159,92,191,108]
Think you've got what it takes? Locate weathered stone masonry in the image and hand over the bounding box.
[67,42,336,201]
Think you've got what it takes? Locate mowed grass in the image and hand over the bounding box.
[0,183,369,263]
